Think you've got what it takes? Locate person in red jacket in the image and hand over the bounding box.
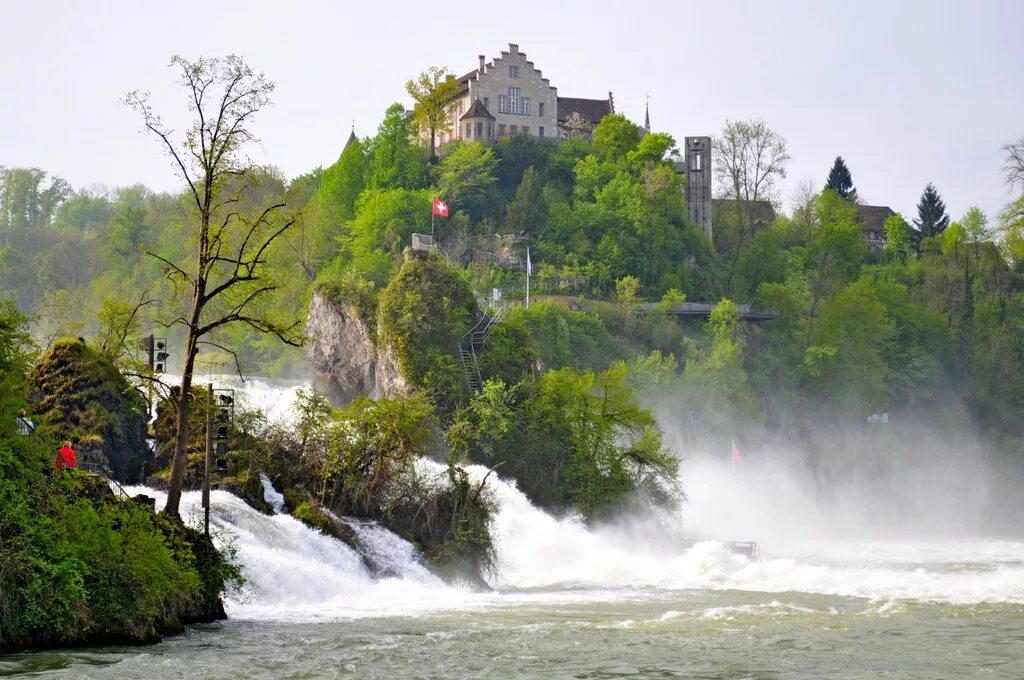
[55,441,77,473]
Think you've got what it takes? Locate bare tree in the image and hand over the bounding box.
[127,55,301,517]
[1003,137,1024,192]
[713,120,789,289]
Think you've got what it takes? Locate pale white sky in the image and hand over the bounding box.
[1,0,1022,221]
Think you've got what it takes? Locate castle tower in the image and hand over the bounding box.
[684,136,713,242]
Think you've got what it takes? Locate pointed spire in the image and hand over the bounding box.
[644,95,650,133]
[343,121,357,152]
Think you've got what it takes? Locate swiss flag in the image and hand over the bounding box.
[432,197,449,217]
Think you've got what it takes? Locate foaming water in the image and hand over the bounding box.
[124,485,489,621]
[135,379,1024,624]
[456,460,1024,605]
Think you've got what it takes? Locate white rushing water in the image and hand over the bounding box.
[134,379,1024,624]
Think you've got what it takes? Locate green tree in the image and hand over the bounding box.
[627,132,676,167]
[435,141,500,222]
[126,55,302,517]
[615,275,642,328]
[592,113,643,160]
[683,299,760,422]
[714,120,790,289]
[806,278,895,418]
[806,190,864,313]
[883,212,912,259]
[405,66,462,161]
[320,136,367,224]
[0,167,71,237]
[824,156,857,202]
[914,182,950,238]
[56,192,113,232]
[505,166,546,235]
[366,103,428,191]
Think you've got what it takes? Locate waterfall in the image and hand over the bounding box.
[125,378,1024,623]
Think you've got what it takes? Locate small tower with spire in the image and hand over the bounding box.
[644,95,650,134]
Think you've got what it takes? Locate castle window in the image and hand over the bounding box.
[691,152,702,172]
[487,122,493,139]
[523,98,530,116]
[509,65,519,78]
[538,102,544,116]
[539,126,544,138]
[511,124,518,135]
[522,126,529,136]
[498,123,506,136]
[498,95,507,113]
[466,123,471,139]
[476,122,484,139]
[509,87,520,114]
[484,97,489,110]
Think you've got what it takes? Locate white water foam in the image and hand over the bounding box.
[259,473,285,514]
[133,378,1024,624]
[463,460,1024,604]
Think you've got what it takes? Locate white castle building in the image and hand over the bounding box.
[436,43,615,145]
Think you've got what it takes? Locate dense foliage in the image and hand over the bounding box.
[4,66,1024,529]
[0,304,238,652]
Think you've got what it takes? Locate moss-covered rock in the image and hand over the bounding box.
[28,338,150,483]
[378,251,479,418]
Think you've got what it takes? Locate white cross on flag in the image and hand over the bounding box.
[432,198,449,217]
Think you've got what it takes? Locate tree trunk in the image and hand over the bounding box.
[164,271,207,516]
[163,332,197,517]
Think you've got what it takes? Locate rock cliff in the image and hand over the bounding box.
[305,288,409,405]
[28,338,151,483]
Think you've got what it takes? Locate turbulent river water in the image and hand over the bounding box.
[4,378,1023,679]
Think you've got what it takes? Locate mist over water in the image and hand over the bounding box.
[17,379,1022,678]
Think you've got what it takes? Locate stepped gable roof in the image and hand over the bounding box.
[460,99,495,121]
[557,97,613,125]
[855,204,896,232]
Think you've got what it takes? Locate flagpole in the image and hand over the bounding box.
[431,208,435,240]
[526,247,530,310]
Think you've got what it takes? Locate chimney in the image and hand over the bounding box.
[509,43,519,55]
[478,54,485,70]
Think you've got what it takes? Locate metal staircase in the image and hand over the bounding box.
[458,294,507,393]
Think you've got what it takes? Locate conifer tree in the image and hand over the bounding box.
[914,182,950,237]
[824,156,857,202]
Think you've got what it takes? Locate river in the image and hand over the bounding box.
[3,379,1022,679]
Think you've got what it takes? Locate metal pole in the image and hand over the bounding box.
[526,247,530,310]
[203,383,212,537]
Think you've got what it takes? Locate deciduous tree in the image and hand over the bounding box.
[126,55,302,517]
[713,120,790,289]
[406,67,462,161]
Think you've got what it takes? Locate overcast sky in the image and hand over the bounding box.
[2,0,1022,220]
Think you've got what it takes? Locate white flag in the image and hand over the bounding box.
[527,247,533,276]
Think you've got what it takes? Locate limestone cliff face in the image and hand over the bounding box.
[305,289,409,405]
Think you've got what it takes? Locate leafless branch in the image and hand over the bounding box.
[198,339,246,382]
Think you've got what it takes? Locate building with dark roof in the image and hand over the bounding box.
[556,94,615,139]
[855,205,896,252]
